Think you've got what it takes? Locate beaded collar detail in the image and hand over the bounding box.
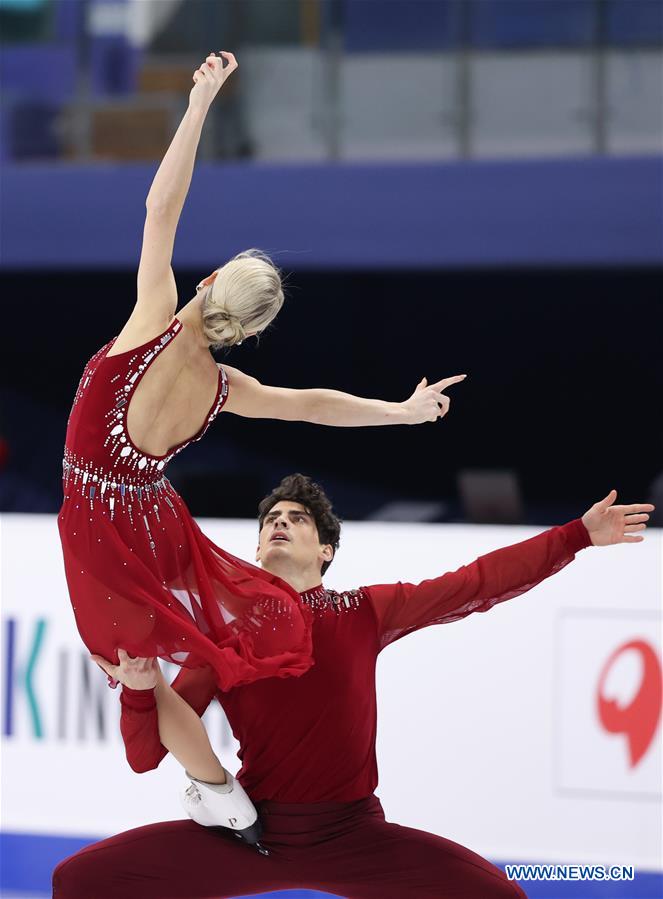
[299,586,365,616]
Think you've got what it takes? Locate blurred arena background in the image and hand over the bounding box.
[1,1,661,897]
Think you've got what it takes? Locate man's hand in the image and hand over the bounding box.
[581,490,655,546]
[190,51,238,113]
[91,648,159,690]
[402,374,467,424]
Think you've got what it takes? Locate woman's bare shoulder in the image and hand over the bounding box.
[107,309,178,357]
[218,363,256,385]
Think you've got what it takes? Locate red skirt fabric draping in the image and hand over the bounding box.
[58,490,314,690]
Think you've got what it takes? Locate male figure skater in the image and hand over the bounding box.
[53,475,654,898]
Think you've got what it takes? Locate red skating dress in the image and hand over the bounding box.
[58,318,313,690]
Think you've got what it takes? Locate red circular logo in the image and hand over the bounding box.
[597,640,662,767]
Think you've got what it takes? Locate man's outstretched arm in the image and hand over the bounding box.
[365,490,654,651]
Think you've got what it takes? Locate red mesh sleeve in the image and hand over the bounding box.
[119,665,218,772]
[364,519,592,652]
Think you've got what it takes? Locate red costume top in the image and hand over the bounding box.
[120,518,592,802]
[58,318,313,690]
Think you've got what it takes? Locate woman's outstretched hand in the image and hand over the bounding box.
[402,374,467,424]
[91,648,159,691]
[190,51,238,112]
[581,490,655,546]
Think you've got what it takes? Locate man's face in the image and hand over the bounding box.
[256,500,332,576]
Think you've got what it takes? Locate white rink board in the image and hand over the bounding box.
[1,513,661,870]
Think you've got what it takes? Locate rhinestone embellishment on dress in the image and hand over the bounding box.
[61,320,229,547]
[68,343,108,417]
[99,320,227,474]
[299,587,364,616]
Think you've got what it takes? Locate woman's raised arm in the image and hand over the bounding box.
[134,51,238,327]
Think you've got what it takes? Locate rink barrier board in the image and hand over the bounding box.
[2,517,661,880]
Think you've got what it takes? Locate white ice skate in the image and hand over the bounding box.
[180,768,269,855]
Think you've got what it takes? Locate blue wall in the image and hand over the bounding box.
[1,157,661,270]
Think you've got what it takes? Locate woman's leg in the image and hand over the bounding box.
[153,671,227,784]
[52,819,303,899]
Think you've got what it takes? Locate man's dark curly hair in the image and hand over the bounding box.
[258,473,341,575]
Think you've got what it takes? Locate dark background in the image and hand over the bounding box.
[3,265,661,524]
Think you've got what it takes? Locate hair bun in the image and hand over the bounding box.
[200,248,284,350]
[215,311,245,347]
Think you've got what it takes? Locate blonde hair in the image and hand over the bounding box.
[200,249,284,349]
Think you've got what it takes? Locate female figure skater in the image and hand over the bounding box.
[58,50,465,696]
